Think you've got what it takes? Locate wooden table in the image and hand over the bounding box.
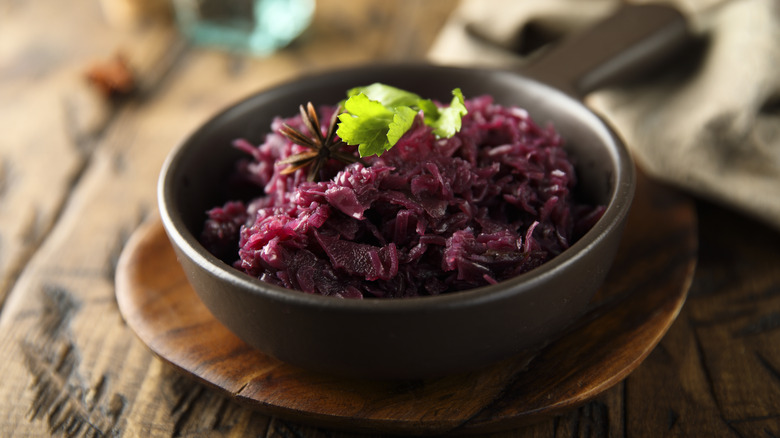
[1,1,779,436]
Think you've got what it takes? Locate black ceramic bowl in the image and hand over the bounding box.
[158,64,635,380]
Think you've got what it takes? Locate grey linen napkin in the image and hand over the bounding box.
[429,0,780,230]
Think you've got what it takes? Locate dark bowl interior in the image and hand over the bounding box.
[159,64,635,380]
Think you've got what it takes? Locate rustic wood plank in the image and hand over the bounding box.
[619,201,780,437]
[0,0,180,309]
[0,0,105,308]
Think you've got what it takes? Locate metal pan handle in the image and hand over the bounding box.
[521,4,692,99]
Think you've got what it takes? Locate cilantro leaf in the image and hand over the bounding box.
[416,98,440,126]
[337,83,468,158]
[337,93,395,157]
[387,106,418,145]
[346,83,421,108]
[429,88,467,138]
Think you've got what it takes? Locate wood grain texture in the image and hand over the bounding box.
[115,171,696,435]
[626,201,780,437]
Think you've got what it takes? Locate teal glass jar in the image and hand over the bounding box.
[173,0,315,56]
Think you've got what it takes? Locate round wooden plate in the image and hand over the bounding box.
[116,171,696,435]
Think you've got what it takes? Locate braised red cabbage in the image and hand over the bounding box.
[201,95,605,298]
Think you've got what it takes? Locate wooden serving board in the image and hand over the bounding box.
[115,171,697,435]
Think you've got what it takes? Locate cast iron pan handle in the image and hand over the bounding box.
[521,3,691,99]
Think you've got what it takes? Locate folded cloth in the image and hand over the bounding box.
[429,0,780,230]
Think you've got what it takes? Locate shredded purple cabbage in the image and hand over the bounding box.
[201,95,605,298]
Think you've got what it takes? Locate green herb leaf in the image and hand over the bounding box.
[337,93,395,157]
[337,83,467,158]
[346,83,421,108]
[429,88,467,138]
[416,99,440,126]
[387,106,418,145]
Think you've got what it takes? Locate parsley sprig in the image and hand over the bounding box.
[336,83,467,158]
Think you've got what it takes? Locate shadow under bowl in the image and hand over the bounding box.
[158,64,635,380]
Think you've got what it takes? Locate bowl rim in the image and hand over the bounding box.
[158,63,635,313]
